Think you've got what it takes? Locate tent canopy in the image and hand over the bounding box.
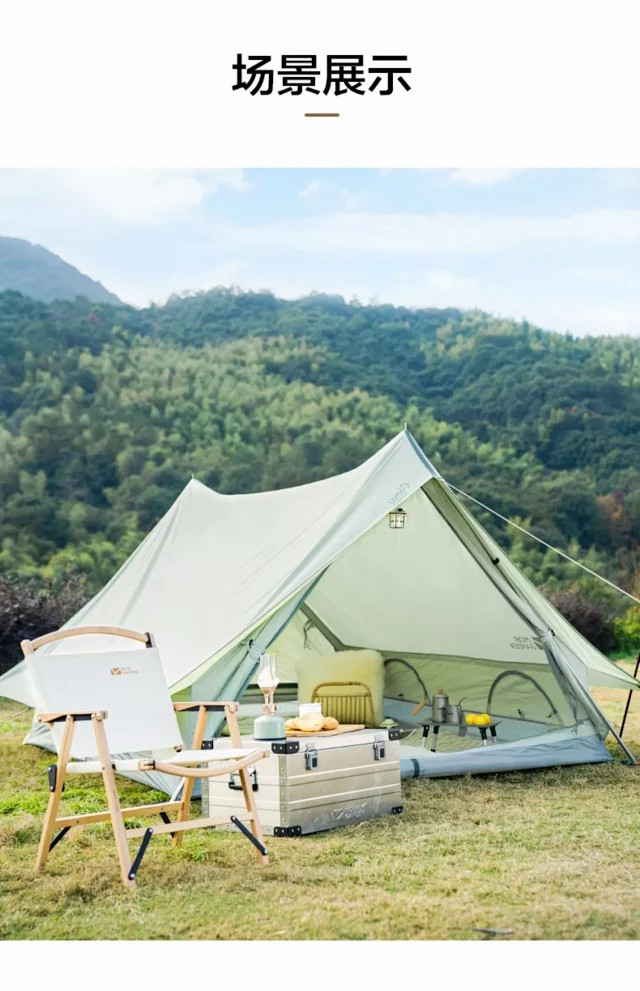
[2,429,636,781]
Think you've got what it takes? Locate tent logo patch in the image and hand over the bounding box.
[109,666,138,676]
[510,636,543,651]
[388,481,410,506]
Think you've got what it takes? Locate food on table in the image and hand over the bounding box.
[286,714,325,733]
[285,713,341,734]
[465,712,492,726]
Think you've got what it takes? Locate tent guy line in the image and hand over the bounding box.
[448,483,640,608]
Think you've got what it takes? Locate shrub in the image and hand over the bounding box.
[613,606,640,656]
[546,587,615,654]
[0,573,88,675]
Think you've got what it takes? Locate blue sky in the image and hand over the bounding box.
[0,168,638,335]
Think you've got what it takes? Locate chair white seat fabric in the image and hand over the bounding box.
[21,625,270,887]
[164,747,263,764]
[65,747,263,775]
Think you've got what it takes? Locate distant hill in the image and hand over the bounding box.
[0,286,638,607]
[0,237,119,304]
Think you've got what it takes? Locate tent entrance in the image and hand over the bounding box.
[236,488,612,777]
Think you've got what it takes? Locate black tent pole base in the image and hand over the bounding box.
[619,652,640,741]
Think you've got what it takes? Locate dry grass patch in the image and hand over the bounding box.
[1,662,639,940]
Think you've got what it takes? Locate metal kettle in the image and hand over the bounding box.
[445,703,464,725]
[431,689,449,723]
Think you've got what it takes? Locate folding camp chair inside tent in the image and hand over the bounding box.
[2,428,637,789]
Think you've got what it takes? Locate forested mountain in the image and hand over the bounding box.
[0,237,120,304]
[0,286,639,631]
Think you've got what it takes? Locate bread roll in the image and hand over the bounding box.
[285,713,325,733]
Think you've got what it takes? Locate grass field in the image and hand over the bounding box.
[1,664,639,941]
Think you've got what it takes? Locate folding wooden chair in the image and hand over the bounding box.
[21,626,269,889]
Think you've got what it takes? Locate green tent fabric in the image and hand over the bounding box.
[1,429,636,787]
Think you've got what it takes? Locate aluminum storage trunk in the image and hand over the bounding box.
[202,728,403,836]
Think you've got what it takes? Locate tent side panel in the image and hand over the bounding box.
[424,479,633,758]
[442,485,639,691]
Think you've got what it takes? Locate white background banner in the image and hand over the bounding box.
[1,0,639,167]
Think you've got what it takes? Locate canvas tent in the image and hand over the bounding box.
[2,429,637,790]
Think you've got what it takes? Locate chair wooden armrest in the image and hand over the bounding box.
[155,748,268,779]
[168,699,266,859]
[173,700,247,761]
[37,709,108,724]
[22,626,152,655]
[173,701,239,712]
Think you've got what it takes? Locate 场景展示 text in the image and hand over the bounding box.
[232,55,412,96]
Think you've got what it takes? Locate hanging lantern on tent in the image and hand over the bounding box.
[388,507,407,529]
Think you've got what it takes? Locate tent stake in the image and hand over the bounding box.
[619,652,640,740]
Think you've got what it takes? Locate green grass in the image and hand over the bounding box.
[1,665,639,940]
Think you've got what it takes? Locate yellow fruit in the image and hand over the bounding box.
[465,713,478,726]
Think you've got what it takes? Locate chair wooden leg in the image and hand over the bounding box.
[172,777,196,849]
[92,715,135,889]
[226,704,268,864]
[35,715,75,873]
[172,703,208,848]
[238,765,268,864]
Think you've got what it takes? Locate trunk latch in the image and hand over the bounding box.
[304,746,319,770]
[228,767,258,791]
[373,737,386,761]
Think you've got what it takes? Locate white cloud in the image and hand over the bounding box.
[339,189,368,211]
[566,266,623,282]
[602,169,640,193]
[448,168,521,187]
[110,259,249,306]
[564,305,640,336]
[392,268,480,308]
[59,170,249,226]
[0,169,637,338]
[517,300,640,337]
[424,269,478,295]
[298,179,322,200]
[0,169,249,231]
[221,209,640,256]
[157,259,249,301]
[60,172,206,226]
[299,181,367,211]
